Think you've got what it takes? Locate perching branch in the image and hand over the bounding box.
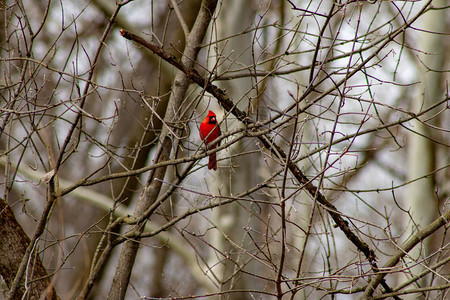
[120,27,393,292]
[119,10,433,293]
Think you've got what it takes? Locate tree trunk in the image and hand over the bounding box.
[107,1,219,299]
[0,198,58,300]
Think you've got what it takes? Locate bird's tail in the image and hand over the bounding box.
[208,152,217,170]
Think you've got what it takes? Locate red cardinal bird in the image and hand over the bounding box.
[199,110,221,170]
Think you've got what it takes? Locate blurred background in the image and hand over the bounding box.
[0,0,448,299]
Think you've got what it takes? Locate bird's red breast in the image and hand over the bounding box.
[199,110,221,145]
[199,110,221,170]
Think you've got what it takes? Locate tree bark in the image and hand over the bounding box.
[0,198,58,300]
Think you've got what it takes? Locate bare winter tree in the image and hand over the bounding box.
[0,0,448,299]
